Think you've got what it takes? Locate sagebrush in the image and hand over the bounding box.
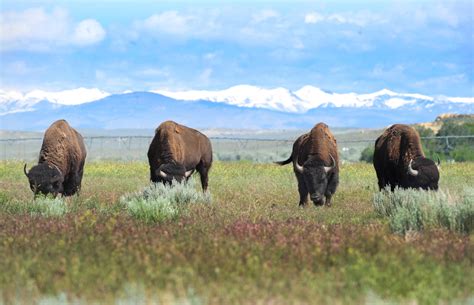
[373,187,474,234]
[120,178,211,223]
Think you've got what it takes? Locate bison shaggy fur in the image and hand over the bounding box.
[147,121,213,191]
[24,120,87,196]
[276,123,339,206]
[373,124,439,191]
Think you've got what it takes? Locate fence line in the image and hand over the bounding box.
[1,135,473,162]
[1,135,473,143]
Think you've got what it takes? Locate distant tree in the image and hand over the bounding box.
[414,126,438,159]
[437,122,474,138]
[359,145,374,163]
[436,122,474,161]
[414,125,435,137]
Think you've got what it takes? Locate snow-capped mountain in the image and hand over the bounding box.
[1,85,472,116]
[0,85,472,130]
[0,88,110,115]
[153,85,307,113]
[153,85,473,113]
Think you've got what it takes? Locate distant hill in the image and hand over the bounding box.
[415,113,474,133]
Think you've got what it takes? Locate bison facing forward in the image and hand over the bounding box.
[373,124,439,191]
[276,123,339,206]
[24,120,87,196]
[147,121,213,191]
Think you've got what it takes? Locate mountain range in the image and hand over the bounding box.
[0,86,472,130]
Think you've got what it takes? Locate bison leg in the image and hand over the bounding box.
[63,174,79,196]
[325,172,339,206]
[296,175,308,207]
[325,194,332,206]
[196,163,210,192]
[375,172,385,191]
[64,161,85,196]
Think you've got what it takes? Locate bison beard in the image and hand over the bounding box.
[276,123,340,207]
[24,119,87,197]
[373,124,440,191]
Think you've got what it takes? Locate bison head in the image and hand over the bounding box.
[24,163,64,196]
[155,163,193,183]
[406,157,440,190]
[295,155,336,205]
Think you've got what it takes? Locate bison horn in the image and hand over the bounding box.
[23,163,29,177]
[436,155,441,170]
[184,169,194,178]
[159,170,168,178]
[294,157,304,174]
[407,159,419,176]
[324,155,336,173]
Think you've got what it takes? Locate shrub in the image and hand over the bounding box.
[0,195,69,217]
[120,179,211,223]
[28,196,69,217]
[373,187,474,234]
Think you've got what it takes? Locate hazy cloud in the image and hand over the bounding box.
[72,19,106,46]
[252,9,279,23]
[304,12,324,24]
[0,7,106,51]
[304,10,385,27]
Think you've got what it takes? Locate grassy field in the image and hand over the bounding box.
[0,161,473,304]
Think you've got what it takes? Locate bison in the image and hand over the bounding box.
[276,123,339,206]
[24,120,87,196]
[373,124,440,191]
[147,121,213,191]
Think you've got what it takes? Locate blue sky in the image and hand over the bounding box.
[1,0,472,96]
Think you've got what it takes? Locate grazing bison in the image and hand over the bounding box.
[147,121,213,191]
[373,124,439,191]
[276,123,339,206]
[24,120,87,196]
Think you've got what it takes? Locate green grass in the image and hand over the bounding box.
[0,161,473,304]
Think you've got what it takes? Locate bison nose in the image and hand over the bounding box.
[310,194,324,206]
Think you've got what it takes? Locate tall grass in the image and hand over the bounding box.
[120,179,211,223]
[373,187,474,234]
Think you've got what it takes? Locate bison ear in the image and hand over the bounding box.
[174,126,181,134]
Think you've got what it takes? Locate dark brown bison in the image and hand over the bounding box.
[373,124,440,191]
[276,123,339,206]
[24,120,87,196]
[147,121,213,191]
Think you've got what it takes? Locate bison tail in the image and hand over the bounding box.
[274,155,293,166]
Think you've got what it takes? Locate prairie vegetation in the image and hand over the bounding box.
[0,161,472,304]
